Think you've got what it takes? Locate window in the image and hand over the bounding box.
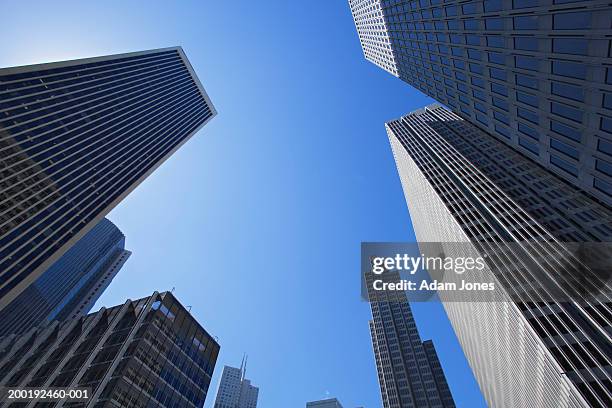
[603,94,612,110]
[490,68,507,80]
[514,0,540,8]
[473,89,486,101]
[472,77,485,88]
[462,3,478,14]
[551,120,581,142]
[469,63,483,74]
[518,123,539,140]
[451,47,464,56]
[491,82,508,96]
[484,0,503,12]
[518,107,539,124]
[454,60,466,69]
[551,82,584,102]
[550,154,579,176]
[601,117,612,134]
[466,35,480,45]
[487,36,505,48]
[515,55,538,71]
[517,91,538,107]
[607,68,612,85]
[494,110,510,125]
[486,18,504,30]
[496,124,512,139]
[446,5,457,16]
[551,102,583,123]
[465,19,479,30]
[520,137,540,154]
[598,139,612,156]
[451,34,463,44]
[552,60,586,80]
[468,49,482,60]
[448,20,460,30]
[455,71,467,82]
[554,12,591,30]
[514,16,538,30]
[553,38,588,56]
[550,138,579,159]
[488,52,505,64]
[516,74,538,89]
[596,159,612,177]
[475,101,487,113]
[476,113,489,125]
[515,37,539,51]
[493,97,509,111]
[594,178,612,196]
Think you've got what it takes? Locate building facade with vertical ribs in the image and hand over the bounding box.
[0,217,130,337]
[0,291,220,407]
[0,47,216,311]
[365,270,456,408]
[349,0,612,205]
[386,104,612,407]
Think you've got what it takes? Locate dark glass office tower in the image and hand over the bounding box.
[386,104,612,407]
[0,48,216,310]
[0,217,130,336]
[365,270,456,408]
[349,0,612,205]
[0,291,220,407]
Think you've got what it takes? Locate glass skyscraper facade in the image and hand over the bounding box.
[349,0,612,205]
[386,104,611,407]
[0,217,130,337]
[0,47,216,311]
[365,270,456,408]
[0,291,220,407]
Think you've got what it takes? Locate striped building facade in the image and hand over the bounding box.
[0,48,216,310]
[386,104,611,407]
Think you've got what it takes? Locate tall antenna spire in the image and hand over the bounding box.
[243,354,248,380]
[239,353,248,381]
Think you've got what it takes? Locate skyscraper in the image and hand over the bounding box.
[349,0,612,205]
[385,104,612,407]
[307,398,345,408]
[0,291,220,407]
[0,217,130,336]
[0,47,216,310]
[213,359,259,408]
[365,269,456,408]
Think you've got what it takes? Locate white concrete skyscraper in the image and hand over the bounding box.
[385,104,611,408]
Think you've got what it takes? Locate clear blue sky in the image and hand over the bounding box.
[1,1,486,407]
